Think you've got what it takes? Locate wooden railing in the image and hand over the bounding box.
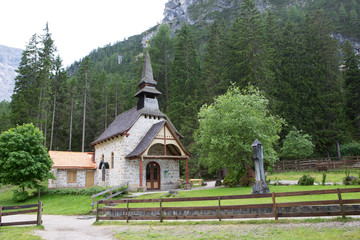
[0,202,42,227]
[91,182,128,210]
[96,188,360,222]
[274,156,360,172]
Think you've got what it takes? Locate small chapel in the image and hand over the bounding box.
[89,45,192,191]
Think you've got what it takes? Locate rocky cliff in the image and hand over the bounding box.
[0,45,22,102]
[162,0,272,25]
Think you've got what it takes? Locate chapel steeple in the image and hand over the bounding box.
[134,42,162,111]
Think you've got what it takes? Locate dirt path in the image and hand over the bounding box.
[3,214,360,240]
[2,215,115,240]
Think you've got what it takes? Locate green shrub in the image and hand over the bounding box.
[298,175,315,185]
[12,189,30,202]
[322,172,327,185]
[239,177,255,187]
[341,141,360,156]
[343,170,359,185]
[223,172,239,187]
[280,128,314,160]
[40,186,118,196]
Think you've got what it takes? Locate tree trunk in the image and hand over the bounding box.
[105,89,108,129]
[50,89,57,150]
[43,110,48,147]
[115,82,118,117]
[336,141,342,161]
[82,70,88,152]
[69,86,74,151]
[164,51,169,112]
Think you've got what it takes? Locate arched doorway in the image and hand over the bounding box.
[146,162,160,190]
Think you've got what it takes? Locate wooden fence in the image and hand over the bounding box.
[0,202,42,227]
[274,156,360,172]
[91,182,128,210]
[96,188,360,222]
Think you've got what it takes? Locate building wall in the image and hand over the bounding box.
[48,169,91,188]
[143,159,180,191]
[94,115,165,188]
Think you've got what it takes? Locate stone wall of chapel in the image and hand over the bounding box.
[143,159,180,190]
[94,115,164,188]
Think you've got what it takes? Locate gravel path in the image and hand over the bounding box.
[3,214,360,239]
[2,215,114,240]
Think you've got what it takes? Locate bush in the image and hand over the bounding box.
[343,170,359,185]
[12,189,30,202]
[298,175,315,185]
[280,128,314,160]
[223,172,239,187]
[239,177,255,187]
[322,172,327,185]
[340,142,360,156]
[40,186,123,196]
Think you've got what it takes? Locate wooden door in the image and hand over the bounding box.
[146,162,160,190]
[85,171,94,187]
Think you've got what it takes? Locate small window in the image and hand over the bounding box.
[111,152,114,169]
[67,170,77,183]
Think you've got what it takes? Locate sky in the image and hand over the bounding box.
[1,0,168,67]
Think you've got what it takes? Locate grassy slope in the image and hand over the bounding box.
[267,170,359,183]
[117,185,360,209]
[0,226,43,240]
[0,186,93,215]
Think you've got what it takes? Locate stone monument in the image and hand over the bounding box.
[251,139,270,194]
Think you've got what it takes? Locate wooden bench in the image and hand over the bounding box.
[179,179,202,186]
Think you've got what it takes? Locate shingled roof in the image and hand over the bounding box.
[49,151,96,170]
[138,48,157,87]
[126,121,166,158]
[90,106,181,146]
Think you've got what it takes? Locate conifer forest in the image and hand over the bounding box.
[1,0,360,177]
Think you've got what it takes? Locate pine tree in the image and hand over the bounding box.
[203,20,228,102]
[227,0,271,90]
[301,10,347,155]
[169,23,202,146]
[11,34,41,125]
[149,24,174,112]
[78,56,92,152]
[342,40,360,140]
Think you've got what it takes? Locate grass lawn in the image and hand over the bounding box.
[0,226,43,240]
[96,218,360,240]
[267,169,360,183]
[0,185,93,215]
[113,184,360,209]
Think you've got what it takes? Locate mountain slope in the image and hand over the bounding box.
[0,45,22,102]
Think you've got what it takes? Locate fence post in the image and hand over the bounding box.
[92,197,95,210]
[218,197,221,222]
[337,188,346,219]
[126,200,130,223]
[37,202,42,225]
[160,199,163,223]
[96,201,100,222]
[0,205,2,227]
[272,192,278,221]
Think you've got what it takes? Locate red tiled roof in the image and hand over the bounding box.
[49,151,96,170]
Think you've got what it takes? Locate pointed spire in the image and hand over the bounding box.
[139,46,157,87]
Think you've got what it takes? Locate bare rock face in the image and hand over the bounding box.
[163,0,197,23]
[0,45,22,102]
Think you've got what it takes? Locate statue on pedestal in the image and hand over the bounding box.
[251,139,270,194]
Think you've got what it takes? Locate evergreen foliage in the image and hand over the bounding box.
[3,0,360,178]
[342,40,360,140]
